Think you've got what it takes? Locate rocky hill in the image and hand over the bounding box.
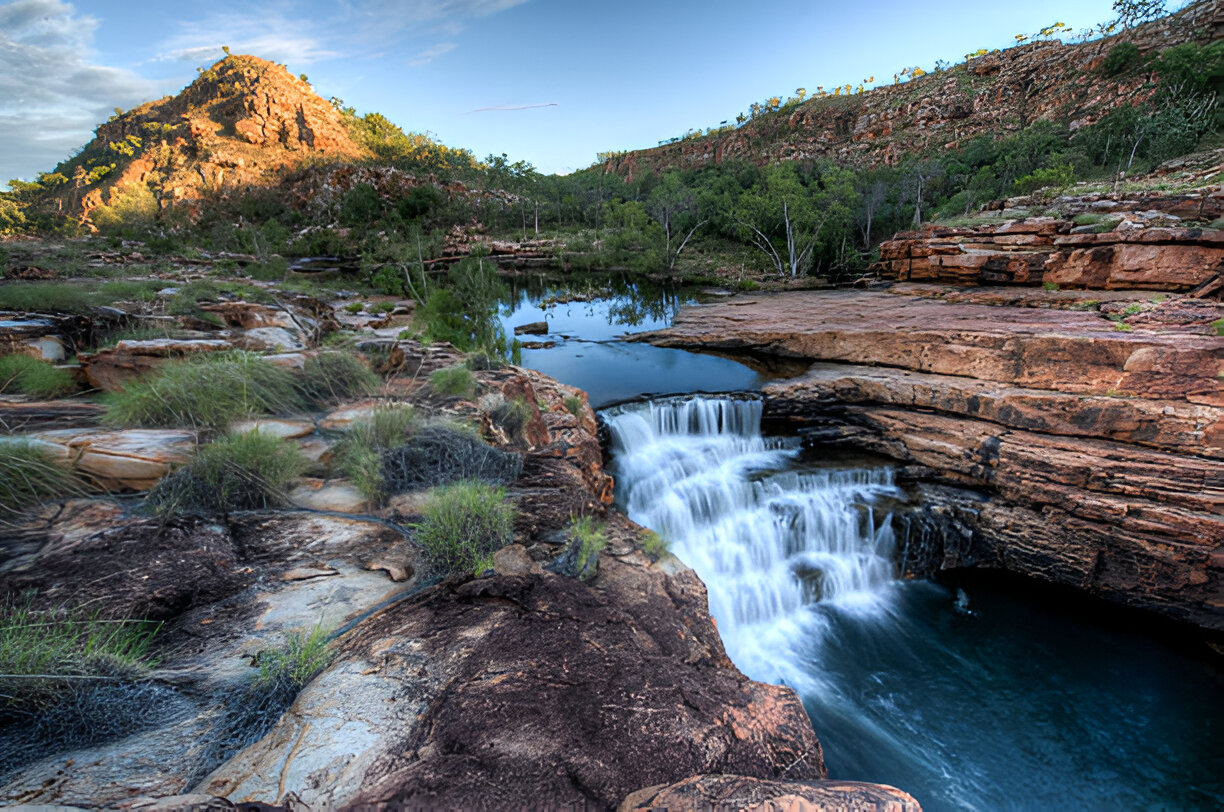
[43,55,365,219]
[604,0,1224,180]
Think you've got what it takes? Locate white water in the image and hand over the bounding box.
[603,395,903,690]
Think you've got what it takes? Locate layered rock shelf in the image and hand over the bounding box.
[633,284,1224,631]
[876,217,1224,292]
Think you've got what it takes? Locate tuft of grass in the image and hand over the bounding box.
[295,351,381,405]
[0,439,76,521]
[563,395,584,417]
[0,595,160,716]
[254,623,333,692]
[0,354,77,398]
[735,278,760,291]
[571,515,608,581]
[193,622,332,784]
[145,430,305,515]
[491,396,534,441]
[331,404,418,503]
[640,530,671,562]
[429,365,477,399]
[1213,318,1224,337]
[343,301,364,314]
[1114,322,1134,332]
[1042,281,1060,291]
[104,351,304,429]
[415,482,515,575]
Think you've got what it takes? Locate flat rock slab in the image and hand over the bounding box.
[634,290,1222,407]
[30,427,197,491]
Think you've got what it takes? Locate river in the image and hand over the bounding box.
[499,276,1224,812]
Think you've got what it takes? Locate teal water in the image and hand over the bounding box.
[504,281,1223,812]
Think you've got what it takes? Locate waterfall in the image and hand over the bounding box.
[603,395,902,689]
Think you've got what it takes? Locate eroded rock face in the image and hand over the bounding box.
[638,287,1223,630]
[204,541,825,809]
[876,219,1224,292]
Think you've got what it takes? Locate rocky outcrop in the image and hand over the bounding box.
[606,2,1223,178]
[54,55,365,220]
[1,344,899,810]
[28,427,196,491]
[876,217,1224,292]
[635,286,1224,631]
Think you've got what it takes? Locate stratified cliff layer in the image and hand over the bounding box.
[633,232,1223,631]
[605,1,1224,178]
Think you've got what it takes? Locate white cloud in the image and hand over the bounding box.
[154,13,339,68]
[467,102,558,113]
[408,42,457,66]
[0,0,162,185]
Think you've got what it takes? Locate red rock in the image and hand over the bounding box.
[619,774,922,812]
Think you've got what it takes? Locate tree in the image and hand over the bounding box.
[645,172,706,271]
[1112,0,1165,29]
[732,163,857,277]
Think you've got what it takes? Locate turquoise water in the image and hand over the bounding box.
[504,281,1223,812]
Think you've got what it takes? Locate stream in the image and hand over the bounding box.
[502,276,1224,812]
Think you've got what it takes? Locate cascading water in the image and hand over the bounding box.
[601,394,1223,812]
[603,394,902,690]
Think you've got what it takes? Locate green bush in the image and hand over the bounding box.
[0,439,76,520]
[1012,163,1075,196]
[0,354,76,398]
[340,183,382,226]
[104,352,304,429]
[295,351,381,404]
[491,396,534,441]
[0,596,159,716]
[415,482,515,575]
[429,365,476,399]
[640,530,671,561]
[332,404,419,502]
[563,395,584,417]
[570,516,608,581]
[145,430,305,515]
[1102,42,1142,77]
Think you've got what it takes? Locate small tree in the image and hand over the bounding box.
[1112,0,1165,29]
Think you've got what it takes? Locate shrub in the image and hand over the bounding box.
[340,183,383,226]
[570,516,608,581]
[1102,42,1142,77]
[429,365,476,399]
[0,596,163,776]
[491,396,534,441]
[563,395,584,417]
[382,423,522,493]
[145,431,305,515]
[1042,281,1060,291]
[0,597,159,714]
[0,354,76,398]
[640,530,671,561]
[415,482,515,575]
[295,351,381,404]
[1012,163,1075,196]
[0,439,75,520]
[332,404,419,502]
[104,352,303,429]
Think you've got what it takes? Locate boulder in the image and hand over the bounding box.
[79,339,233,392]
[30,427,197,491]
[619,774,922,812]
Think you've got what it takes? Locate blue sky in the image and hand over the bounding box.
[2,0,1161,186]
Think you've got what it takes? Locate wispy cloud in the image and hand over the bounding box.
[340,0,530,48]
[0,0,164,184]
[467,102,558,113]
[154,13,339,67]
[408,42,457,66]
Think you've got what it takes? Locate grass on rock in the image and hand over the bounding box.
[104,351,304,429]
[428,365,477,399]
[0,354,77,398]
[415,481,515,575]
[0,439,76,521]
[295,351,381,404]
[145,430,305,516]
[332,404,419,503]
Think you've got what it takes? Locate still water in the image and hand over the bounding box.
[502,278,1224,812]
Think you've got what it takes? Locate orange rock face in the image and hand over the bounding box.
[636,286,1224,630]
